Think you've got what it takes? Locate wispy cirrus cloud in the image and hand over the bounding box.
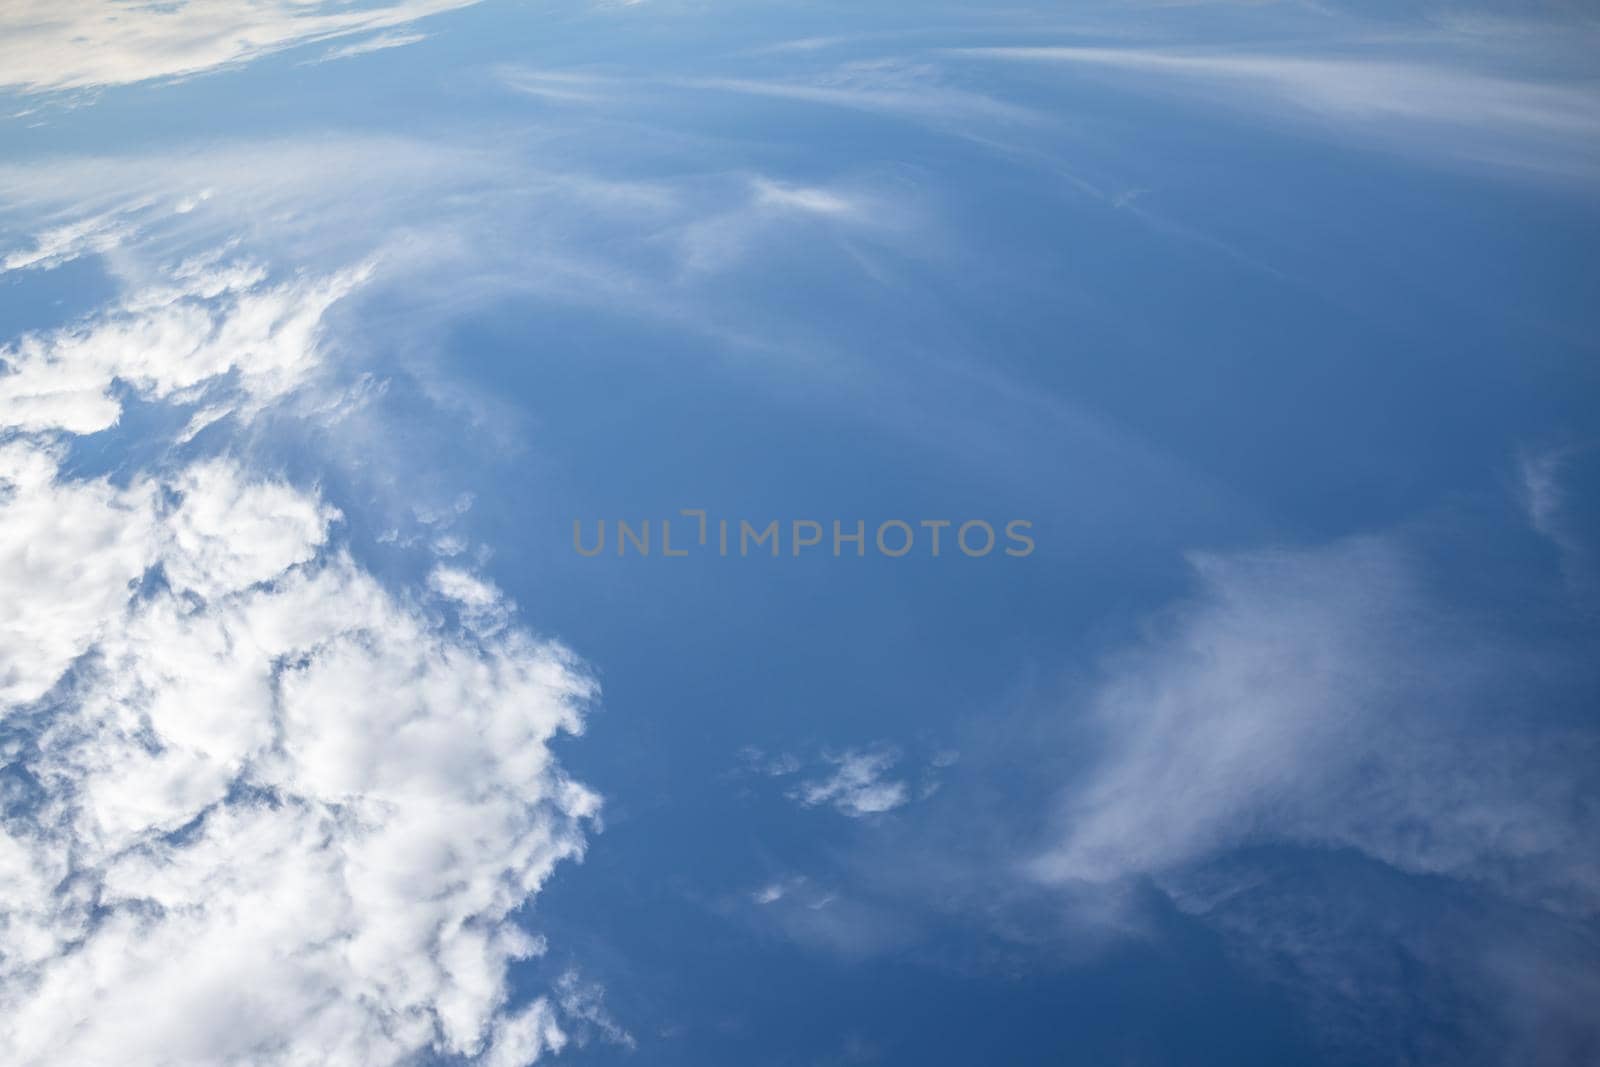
[1016,507,1600,1060]
[953,44,1600,179]
[1034,533,1599,913]
[497,59,1047,130]
[313,29,430,64]
[1518,442,1600,596]
[0,209,140,272]
[671,63,1047,128]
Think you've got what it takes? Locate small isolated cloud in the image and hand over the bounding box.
[751,179,860,218]
[791,748,909,818]
[748,876,834,912]
[752,882,788,905]
[742,743,956,818]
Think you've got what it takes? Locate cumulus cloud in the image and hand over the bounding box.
[0,0,477,95]
[3,478,598,1065]
[430,564,515,635]
[0,442,159,706]
[0,232,603,1065]
[0,251,371,435]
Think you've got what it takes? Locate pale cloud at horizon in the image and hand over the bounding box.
[0,0,477,95]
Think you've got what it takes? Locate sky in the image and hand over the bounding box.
[0,1,1597,1065]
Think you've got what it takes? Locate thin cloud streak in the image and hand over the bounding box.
[954,45,1600,179]
[313,30,429,64]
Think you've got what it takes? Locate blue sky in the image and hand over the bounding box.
[0,1,1597,1065]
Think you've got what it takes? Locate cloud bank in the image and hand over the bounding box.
[0,236,603,1064]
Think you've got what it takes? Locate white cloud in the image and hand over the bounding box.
[674,175,892,275]
[0,253,371,435]
[673,60,1046,129]
[484,1002,568,1067]
[954,45,1600,179]
[496,69,613,105]
[1032,536,1600,917]
[1,209,138,273]
[0,133,903,348]
[430,564,515,635]
[791,748,910,818]
[162,459,340,601]
[499,58,1043,131]
[0,231,603,1066]
[0,442,159,707]
[315,30,429,64]
[0,0,477,95]
[749,743,955,819]
[750,178,860,218]
[553,970,636,1052]
[1,451,601,1065]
